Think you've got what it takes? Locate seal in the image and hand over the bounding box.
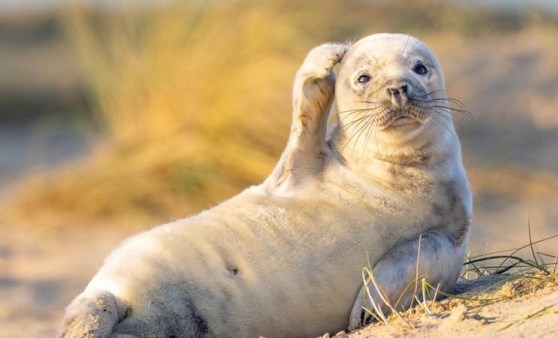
[58,33,471,338]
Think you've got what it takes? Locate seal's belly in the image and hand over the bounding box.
[95,187,438,337]
[160,192,422,337]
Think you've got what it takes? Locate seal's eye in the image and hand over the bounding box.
[413,63,428,75]
[357,74,371,84]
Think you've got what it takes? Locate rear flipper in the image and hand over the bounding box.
[348,231,467,331]
[58,289,125,338]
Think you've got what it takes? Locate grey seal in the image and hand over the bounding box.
[58,33,471,337]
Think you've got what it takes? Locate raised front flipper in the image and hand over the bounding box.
[264,43,348,195]
[348,231,467,331]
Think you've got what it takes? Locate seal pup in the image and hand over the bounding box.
[58,34,471,337]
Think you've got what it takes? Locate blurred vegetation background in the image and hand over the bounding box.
[1,0,557,252]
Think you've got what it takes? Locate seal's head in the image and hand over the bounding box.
[334,34,454,157]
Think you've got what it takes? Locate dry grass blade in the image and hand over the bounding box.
[361,267,416,330]
[466,227,558,279]
[418,278,432,314]
[362,270,388,324]
[528,212,540,267]
[498,303,558,331]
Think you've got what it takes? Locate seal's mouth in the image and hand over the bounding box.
[387,114,420,128]
[389,116,419,127]
[394,116,412,121]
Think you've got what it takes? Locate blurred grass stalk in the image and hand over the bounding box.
[62,0,296,147]
[6,0,312,224]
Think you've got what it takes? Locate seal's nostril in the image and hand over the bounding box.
[401,84,408,94]
[387,87,399,96]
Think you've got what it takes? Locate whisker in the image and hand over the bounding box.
[340,112,375,128]
[364,45,378,63]
[428,107,470,134]
[428,112,454,135]
[341,113,375,153]
[352,116,373,155]
[408,101,469,135]
[341,112,373,141]
[338,106,382,115]
[411,95,473,121]
[353,100,385,105]
[403,35,411,55]
[431,110,471,137]
[428,105,473,120]
[363,114,379,154]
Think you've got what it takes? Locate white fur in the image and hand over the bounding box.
[58,34,471,338]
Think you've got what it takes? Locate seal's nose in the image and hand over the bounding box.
[386,84,409,108]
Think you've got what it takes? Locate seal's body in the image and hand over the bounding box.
[59,34,471,338]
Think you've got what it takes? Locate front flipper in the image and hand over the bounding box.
[264,43,348,195]
[348,231,467,331]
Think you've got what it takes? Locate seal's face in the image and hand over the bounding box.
[336,34,448,145]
